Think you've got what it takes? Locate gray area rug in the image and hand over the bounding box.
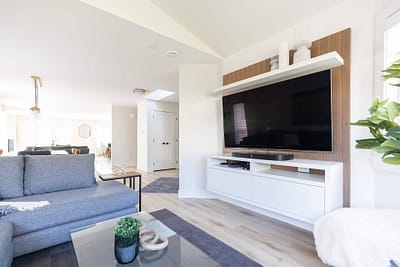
[142,177,179,194]
[13,208,262,267]
[152,209,262,267]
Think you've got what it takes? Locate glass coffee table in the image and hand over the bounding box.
[70,212,221,267]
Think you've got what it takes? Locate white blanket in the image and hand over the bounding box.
[0,201,49,211]
[314,208,400,267]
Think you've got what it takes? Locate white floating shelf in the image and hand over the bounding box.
[215,51,344,94]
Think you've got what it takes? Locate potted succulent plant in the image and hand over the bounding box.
[351,58,400,164]
[114,216,141,264]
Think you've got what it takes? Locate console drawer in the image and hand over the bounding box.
[207,167,251,201]
[252,175,325,223]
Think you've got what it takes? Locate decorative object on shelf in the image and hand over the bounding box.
[112,163,127,175]
[270,55,279,70]
[114,217,141,264]
[293,41,312,64]
[78,124,91,139]
[140,229,168,251]
[0,149,3,156]
[30,75,42,118]
[279,41,289,69]
[351,58,400,164]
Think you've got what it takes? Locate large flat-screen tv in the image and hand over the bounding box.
[223,70,332,151]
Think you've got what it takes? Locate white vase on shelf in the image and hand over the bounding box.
[270,55,279,71]
[279,41,289,69]
[293,41,312,64]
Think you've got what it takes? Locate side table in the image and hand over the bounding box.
[98,171,142,211]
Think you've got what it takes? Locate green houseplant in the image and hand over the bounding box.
[114,217,141,264]
[351,58,400,164]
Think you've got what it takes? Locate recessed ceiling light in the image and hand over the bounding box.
[145,89,175,101]
[166,50,179,57]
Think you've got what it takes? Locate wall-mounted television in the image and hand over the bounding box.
[222,70,332,151]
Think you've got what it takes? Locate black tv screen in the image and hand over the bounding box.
[223,70,332,151]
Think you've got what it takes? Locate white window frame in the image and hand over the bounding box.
[372,0,400,174]
[374,0,400,100]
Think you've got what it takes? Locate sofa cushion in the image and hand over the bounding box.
[0,221,13,267]
[0,156,24,199]
[2,181,138,236]
[24,154,96,195]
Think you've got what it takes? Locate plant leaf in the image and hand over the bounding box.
[373,146,395,154]
[382,155,400,165]
[355,138,383,149]
[368,99,380,114]
[382,58,400,88]
[350,119,393,130]
[369,127,384,139]
[387,127,400,139]
[389,82,400,87]
[387,102,400,121]
[381,139,400,148]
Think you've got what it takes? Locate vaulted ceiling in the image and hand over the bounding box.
[0,0,344,119]
[150,0,343,56]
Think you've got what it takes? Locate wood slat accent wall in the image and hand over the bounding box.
[223,28,351,206]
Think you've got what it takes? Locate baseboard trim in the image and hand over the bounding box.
[178,189,216,199]
[215,194,313,231]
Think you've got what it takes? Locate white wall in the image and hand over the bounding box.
[15,115,110,155]
[0,112,7,153]
[111,106,137,167]
[137,101,149,171]
[179,63,221,197]
[137,100,178,172]
[373,0,400,208]
[221,0,377,208]
[373,158,400,208]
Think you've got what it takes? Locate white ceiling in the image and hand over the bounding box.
[0,0,219,119]
[151,0,344,56]
[0,0,344,119]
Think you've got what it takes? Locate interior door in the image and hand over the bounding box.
[153,111,177,170]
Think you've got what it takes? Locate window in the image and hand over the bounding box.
[384,8,400,101]
[233,103,248,145]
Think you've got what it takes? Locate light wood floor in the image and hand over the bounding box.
[137,168,327,267]
[94,158,326,267]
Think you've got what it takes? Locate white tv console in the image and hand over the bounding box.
[207,155,343,230]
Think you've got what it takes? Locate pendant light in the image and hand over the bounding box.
[30,76,42,117]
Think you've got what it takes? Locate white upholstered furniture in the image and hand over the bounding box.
[314,208,400,267]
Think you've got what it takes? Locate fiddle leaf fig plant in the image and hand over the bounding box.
[351,58,400,165]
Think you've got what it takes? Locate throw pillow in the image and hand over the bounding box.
[24,154,96,195]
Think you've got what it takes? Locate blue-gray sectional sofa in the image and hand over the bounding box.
[0,154,138,267]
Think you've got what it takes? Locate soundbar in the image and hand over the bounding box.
[232,152,294,161]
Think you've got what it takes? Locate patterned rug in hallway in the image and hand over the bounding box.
[142,177,179,193]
